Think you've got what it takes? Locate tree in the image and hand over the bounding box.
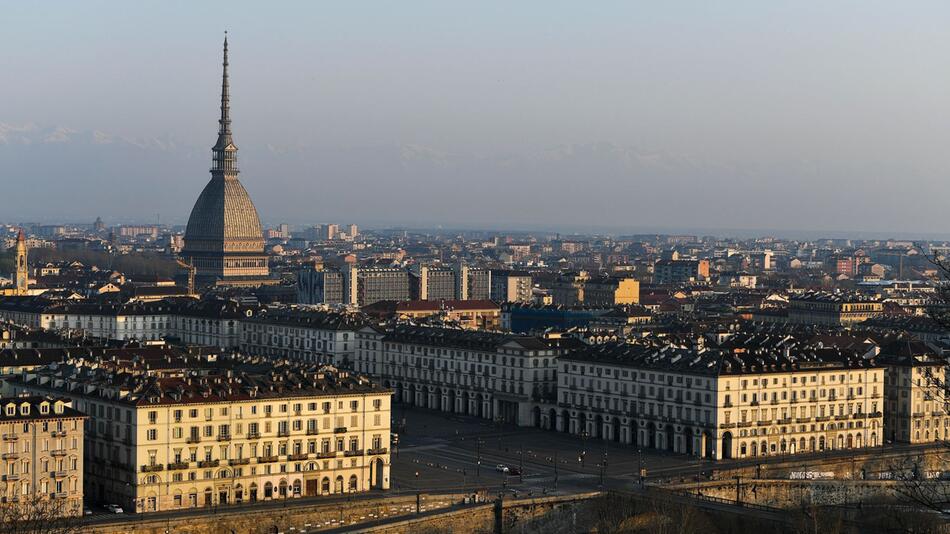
[886,246,950,517]
[0,494,82,534]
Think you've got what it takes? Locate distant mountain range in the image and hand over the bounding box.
[1,122,947,240]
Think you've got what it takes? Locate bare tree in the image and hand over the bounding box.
[0,494,82,534]
[884,246,950,517]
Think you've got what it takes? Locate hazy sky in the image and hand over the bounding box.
[2,2,950,237]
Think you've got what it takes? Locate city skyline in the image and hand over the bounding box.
[3,2,950,233]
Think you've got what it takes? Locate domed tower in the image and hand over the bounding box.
[181,35,269,286]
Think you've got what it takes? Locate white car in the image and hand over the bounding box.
[495,464,509,473]
[104,504,124,514]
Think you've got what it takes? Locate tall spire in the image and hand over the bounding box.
[212,32,238,176]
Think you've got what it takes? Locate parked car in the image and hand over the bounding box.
[104,504,124,514]
[495,464,509,473]
[82,506,92,516]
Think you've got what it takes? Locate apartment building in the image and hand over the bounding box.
[653,259,710,286]
[878,339,948,444]
[0,397,86,517]
[787,291,884,326]
[7,354,391,513]
[549,272,639,306]
[355,325,570,425]
[556,341,884,460]
[361,299,502,330]
[0,297,257,348]
[239,308,364,365]
[490,270,533,303]
[297,268,346,305]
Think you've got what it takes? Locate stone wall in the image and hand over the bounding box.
[353,492,602,534]
[706,446,949,482]
[676,479,919,508]
[84,493,468,534]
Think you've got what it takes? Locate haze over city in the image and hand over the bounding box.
[2,1,950,236]
[7,4,950,532]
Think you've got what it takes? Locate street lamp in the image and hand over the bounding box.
[414,471,421,514]
[580,430,589,468]
[519,445,525,484]
[475,438,483,478]
[638,449,644,486]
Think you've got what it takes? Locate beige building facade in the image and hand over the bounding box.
[0,397,85,517]
[8,357,390,513]
[555,344,884,460]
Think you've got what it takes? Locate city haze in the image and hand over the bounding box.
[2,2,949,235]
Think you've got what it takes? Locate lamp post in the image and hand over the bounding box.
[475,438,483,478]
[519,445,525,484]
[638,449,644,487]
[415,471,421,514]
[580,430,589,469]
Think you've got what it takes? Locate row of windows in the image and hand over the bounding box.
[149,399,383,424]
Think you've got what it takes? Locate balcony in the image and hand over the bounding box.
[333,427,347,434]
[256,456,278,464]
[50,492,68,499]
[796,417,811,423]
[315,451,336,459]
[197,459,219,468]
[51,470,68,478]
[2,453,20,461]
[51,449,67,457]
[305,428,319,436]
[815,416,831,422]
[2,474,19,481]
[750,401,759,407]
[228,458,250,466]
[167,462,189,471]
[344,450,364,457]
[277,430,290,437]
[51,431,67,438]
[288,453,308,461]
[186,437,201,444]
[869,411,883,418]
[2,434,18,442]
[757,421,770,427]
[217,434,232,442]
[718,423,736,429]
[246,431,260,439]
[736,421,753,428]
[778,418,792,425]
[141,464,164,473]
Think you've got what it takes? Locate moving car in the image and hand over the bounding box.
[495,464,509,473]
[104,504,124,514]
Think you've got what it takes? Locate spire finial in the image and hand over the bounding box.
[212,33,238,175]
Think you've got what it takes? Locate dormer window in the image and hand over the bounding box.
[39,404,49,415]
[4,405,14,416]
[19,405,29,416]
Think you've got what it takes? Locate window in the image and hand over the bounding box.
[146,429,157,441]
